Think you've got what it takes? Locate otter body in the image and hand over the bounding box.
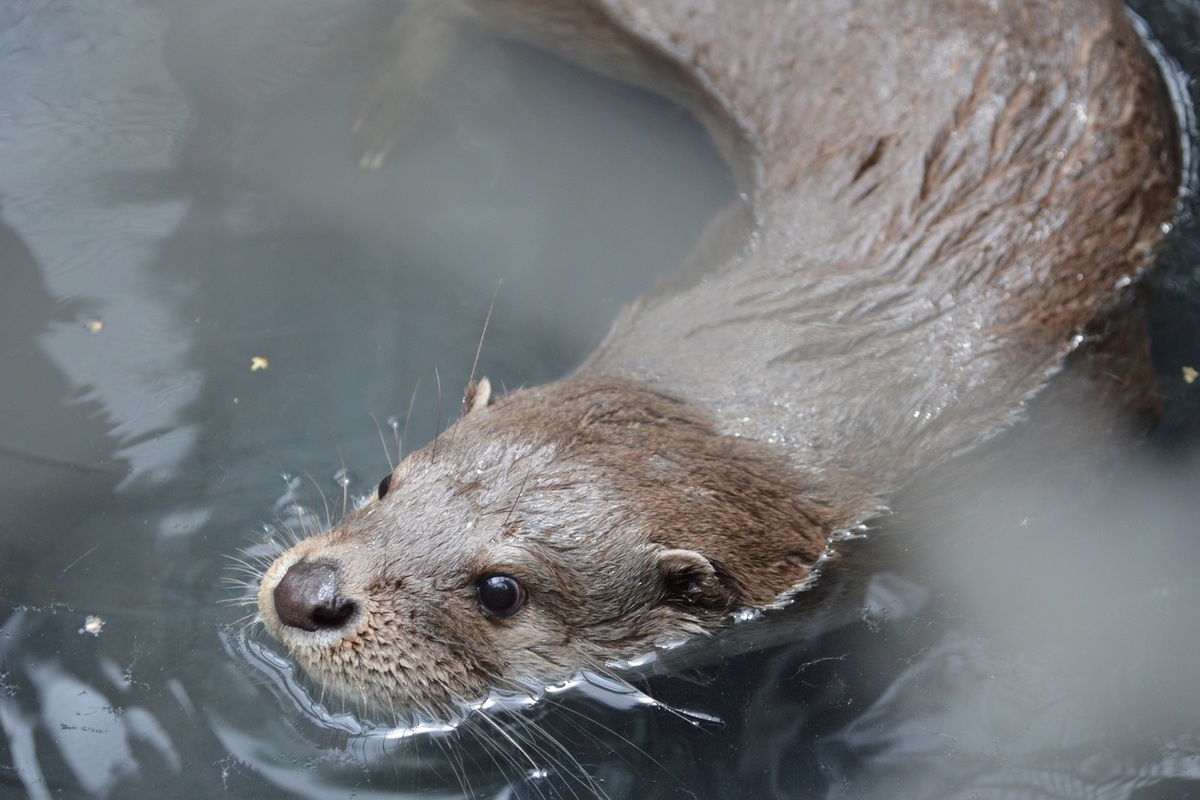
[257,0,1180,716]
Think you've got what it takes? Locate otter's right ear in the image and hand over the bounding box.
[462,376,493,416]
[657,548,733,612]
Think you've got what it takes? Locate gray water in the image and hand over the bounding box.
[1,0,1198,798]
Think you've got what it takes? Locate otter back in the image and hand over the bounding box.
[481,0,1179,488]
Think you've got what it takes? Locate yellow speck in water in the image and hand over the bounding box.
[1183,366,1197,385]
[250,356,270,372]
[84,318,103,333]
[81,615,105,636]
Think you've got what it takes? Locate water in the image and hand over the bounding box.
[0,0,1198,797]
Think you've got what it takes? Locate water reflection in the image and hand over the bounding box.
[0,610,185,798]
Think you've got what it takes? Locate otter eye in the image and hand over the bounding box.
[476,575,526,618]
[376,473,393,500]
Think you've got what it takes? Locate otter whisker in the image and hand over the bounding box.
[334,445,352,520]
[433,733,477,799]
[468,283,501,402]
[544,697,674,786]
[271,473,319,541]
[447,723,516,797]
[491,709,616,800]
[370,414,396,474]
[449,281,502,457]
[578,658,725,733]
[473,710,544,777]
[503,454,537,530]
[429,367,443,465]
[401,377,421,461]
[222,609,261,628]
[298,470,337,532]
[462,713,571,799]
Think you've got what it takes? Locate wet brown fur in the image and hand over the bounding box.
[258,0,1182,716]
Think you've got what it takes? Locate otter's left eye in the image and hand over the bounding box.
[376,473,393,500]
[476,575,527,618]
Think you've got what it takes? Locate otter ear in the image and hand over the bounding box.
[462,376,493,416]
[657,548,733,612]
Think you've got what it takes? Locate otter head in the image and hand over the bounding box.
[256,376,857,718]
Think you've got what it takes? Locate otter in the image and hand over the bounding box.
[256,0,1181,719]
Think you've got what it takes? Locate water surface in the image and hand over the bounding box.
[0,1,1198,798]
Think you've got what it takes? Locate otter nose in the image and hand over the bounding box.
[272,560,358,632]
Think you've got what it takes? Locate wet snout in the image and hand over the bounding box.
[270,559,359,633]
